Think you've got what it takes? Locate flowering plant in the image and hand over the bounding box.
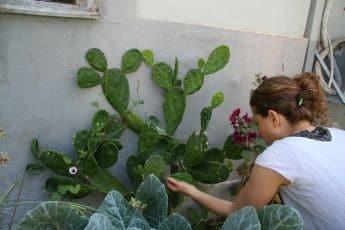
[224,108,266,182]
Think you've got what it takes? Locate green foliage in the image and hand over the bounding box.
[203,45,230,75]
[86,48,108,72]
[102,68,129,114]
[77,67,102,88]
[171,172,194,184]
[152,62,174,90]
[121,49,143,73]
[142,49,154,66]
[17,201,88,230]
[220,205,303,230]
[183,69,204,95]
[164,88,186,135]
[187,161,230,184]
[183,132,207,168]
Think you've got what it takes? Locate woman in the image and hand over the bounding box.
[166,72,345,229]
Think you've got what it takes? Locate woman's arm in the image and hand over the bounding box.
[166,164,289,217]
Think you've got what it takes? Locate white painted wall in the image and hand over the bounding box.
[137,0,311,38]
[328,0,345,39]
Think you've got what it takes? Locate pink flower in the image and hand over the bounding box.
[243,113,252,124]
[248,132,257,140]
[229,108,241,123]
[232,131,246,144]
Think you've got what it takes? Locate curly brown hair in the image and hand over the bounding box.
[250,72,329,125]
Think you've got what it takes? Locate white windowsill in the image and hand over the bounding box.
[0,1,99,20]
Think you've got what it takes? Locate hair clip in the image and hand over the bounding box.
[297,97,304,106]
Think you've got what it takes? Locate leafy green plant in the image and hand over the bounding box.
[26,110,128,200]
[15,175,302,230]
[17,174,192,230]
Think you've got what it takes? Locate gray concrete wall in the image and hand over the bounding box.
[0,0,308,227]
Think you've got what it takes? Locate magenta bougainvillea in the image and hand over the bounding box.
[229,108,257,145]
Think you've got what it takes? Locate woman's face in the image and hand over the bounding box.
[252,113,276,145]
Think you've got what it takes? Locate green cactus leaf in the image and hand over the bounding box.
[94,141,119,168]
[142,49,154,66]
[121,49,143,73]
[205,148,224,163]
[77,67,102,88]
[31,138,40,161]
[211,92,224,109]
[122,110,147,134]
[104,115,127,139]
[173,57,179,82]
[143,155,166,178]
[203,45,230,75]
[200,106,212,132]
[86,48,108,72]
[152,62,174,90]
[126,155,145,189]
[183,69,204,95]
[73,129,91,159]
[173,79,182,87]
[188,161,229,183]
[39,151,73,175]
[138,126,159,158]
[183,132,208,168]
[223,135,245,160]
[171,172,194,184]
[102,68,129,114]
[164,88,186,135]
[87,168,128,196]
[198,58,205,70]
[147,115,167,135]
[167,143,185,164]
[25,163,45,175]
[92,110,109,134]
[79,154,98,176]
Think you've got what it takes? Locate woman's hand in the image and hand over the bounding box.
[165,177,196,195]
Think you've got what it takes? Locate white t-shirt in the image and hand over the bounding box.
[255,127,345,230]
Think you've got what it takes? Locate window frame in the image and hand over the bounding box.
[0,0,100,19]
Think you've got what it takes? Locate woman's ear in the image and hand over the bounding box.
[267,110,280,127]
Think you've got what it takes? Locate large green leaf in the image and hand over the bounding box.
[221,206,261,230]
[77,67,102,88]
[257,205,303,230]
[152,63,174,90]
[158,213,192,230]
[102,68,129,114]
[203,45,230,75]
[39,151,72,175]
[187,161,229,184]
[121,49,143,73]
[164,88,186,135]
[183,132,208,168]
[135,174,168,228]
[94,141,119,168]
[143,155,166,178]
[183,69,204,95]
[92,110,109,134]
[138,126,160,158]
[17,201,88,230]
[223,135,245,160]
[97,191,148,229]
[205,148,224,163]
[73,129,92,158]
[86,48,108,72]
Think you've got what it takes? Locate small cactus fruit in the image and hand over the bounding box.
[183,69,204,95]
[211,91,224,109]
[102,68,129,114]
[121,49,143,73]
[203,45,230,75]
[183,132,208,168]
[77,67,102,88]
[187,161,229,184]
[86,48,108,72]
[142,49,154,66]
[152,63,174,90]
[164,88,186,135]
